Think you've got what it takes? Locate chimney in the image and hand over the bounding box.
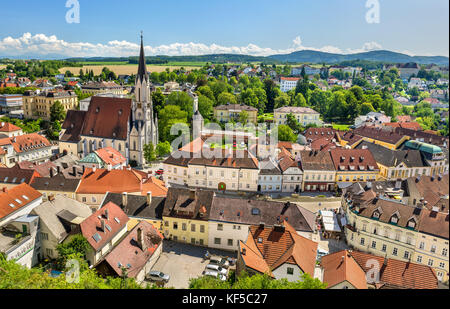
[104,208,109,220]
[93,166,97,172]
[147,191,152,205]
[48,195,55,202]
[122,192,128,207]
[189,190,196,200]
[50,168,55,178]
[2,187,8,193]
[101,219,106,232]
[242,248,246,256]
[107,164,112,171]
[56,166,61,174]
[72,166,77,176]
[82,165,85,174]
[137,227,146,251]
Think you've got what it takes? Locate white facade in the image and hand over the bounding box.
[208,221,250,251]
[280,78,300,92]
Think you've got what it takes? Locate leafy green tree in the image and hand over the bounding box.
[292,93,307,107]
[158,105,188,143]
[238,110,249,125]
[50,101,66,122]
[197,95,213,120]
[166,91,194,119]
[151,88,165,115]
[156,141,172,158]
[276,125,297,142]
[217,92,237,106]
[286,113,303,134]
[143,143,157,163]
[56,234,91,269]
[274,93,291,109]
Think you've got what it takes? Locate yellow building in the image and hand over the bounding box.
[23,90,78,121]
[330,149,379,186]
[214,103,258,124]
[274,106,322,127]
[81,81,124,96]
[162,188,214,247]
[343,183,449,284]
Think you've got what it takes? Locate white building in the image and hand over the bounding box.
[280,77,300,92]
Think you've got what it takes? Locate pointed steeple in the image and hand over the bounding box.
[137,31,148,82]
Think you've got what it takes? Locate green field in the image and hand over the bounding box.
[332,124,351,131]
[77,61,206,67]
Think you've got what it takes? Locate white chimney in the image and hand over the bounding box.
[93,166,97,172]
[122,192,128,207]
[107,164,112,171]
[101,219,106,232]
[137,227,146,251]
[147,191,152,205]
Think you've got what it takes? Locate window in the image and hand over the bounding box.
[442,248,448,257]
[417,256,422,263]
[393,248,398,256]
[191,224,196,232]
[82,197,87,203]
[199,239,204,245]
[428,259,433,267]
[390,215,398,224]
[173,222,178,230]
[214,238,221,245]
[439,262,445,268]
[46,248,53,257]
[287,267,294,275]
[164,221,169,227]
[381,244,387,252]
[191,238,195,244]
[200,225,205,233]
[431,245,436,253]
[371,241,376,249]
[404,251,410,259]
[182,223,187,231]
[41,232,49,241]
[360,238,365,245]
[217,224,223,231]
[419,242,425,249]
[227,239,233,246]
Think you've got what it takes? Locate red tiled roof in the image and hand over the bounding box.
[0,122,22,133]
[95,147,126,166]
[77,167,167,196]
[80,201,129,252]
[381,259,438,289]
[240,221,318,276]
[321,250,368,289]
[103,221,163,278]
[329,148,379,172]
[0,133,51,153]
[0,183,42,220]
[81,96,132,140]
[16,161,56,177]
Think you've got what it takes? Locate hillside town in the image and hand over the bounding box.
[0,32,449,290]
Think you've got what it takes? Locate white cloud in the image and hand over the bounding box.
[0,32,386,58]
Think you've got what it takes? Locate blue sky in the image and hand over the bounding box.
[0,0,448,57]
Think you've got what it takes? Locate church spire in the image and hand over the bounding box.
[137,31,148,82]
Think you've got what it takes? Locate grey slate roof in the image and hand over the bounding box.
[355,141,427,168]
[100,192,165,220]
[31,174,81,192]
[209,197,316,233]
[31,195,92,241]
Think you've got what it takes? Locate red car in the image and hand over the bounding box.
[155,169,164,175]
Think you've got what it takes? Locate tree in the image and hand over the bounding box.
[238,110,249,125]
[217,92,237,106]
[263,78,278,112]
[143,143,157,163]
[274,93,291,109]
[292,93,307,107]
[197,95,214,120]
[276,125,297,142]
[166,91,194,119]
[151,88,165,115]
[158,105,188,143]
[286,113,302,134]
[156,141,172,158]
[56,234,91,270]
[50,101,66,122]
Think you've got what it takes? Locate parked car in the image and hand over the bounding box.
[146,271,169,283]
[155,169,164,175]
[209,256,230,269]
[206,264,228,276]
[202,270,227,281]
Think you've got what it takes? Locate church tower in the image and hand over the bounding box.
[131,32,158,165]
[133,33,158,146]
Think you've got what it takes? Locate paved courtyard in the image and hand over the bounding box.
[148,240,236,289]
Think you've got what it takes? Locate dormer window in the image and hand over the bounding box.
[372,211,380,219]
[407,219,416,229]
[390,215,399,224]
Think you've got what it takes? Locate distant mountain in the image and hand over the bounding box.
[269,50,449,66]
